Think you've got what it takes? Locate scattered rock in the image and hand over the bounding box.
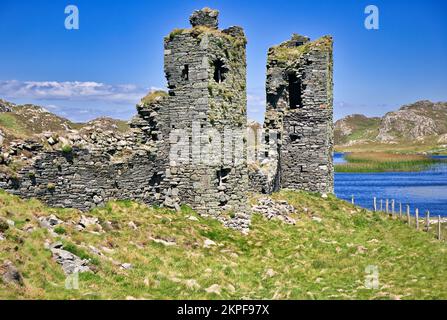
[0,218,9,232]
[312,216,322,223]
[265,268,277,278]
[0,261,24,286]
[38,214,62,229]
[252,198,296,225]
[128,221,138,230]
[356,245,367,254]
[77,215,103,232]
[149,237,176,247]
[185,279,201,290]
[187,215,199,222]
[101,246,115,254]
[120,263,133,270]
[89,245,103,256]
[50,243,91,275]
[205,284,221,295]
[203,238,216,248]
[23,223,35,233]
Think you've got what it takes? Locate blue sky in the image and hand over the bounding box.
[0,0,446,122]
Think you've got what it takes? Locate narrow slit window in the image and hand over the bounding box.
[182,64,189,81]
[288,73,302,109]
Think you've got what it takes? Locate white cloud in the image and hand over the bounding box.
[0,80,161,104]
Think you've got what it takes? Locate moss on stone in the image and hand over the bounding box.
[268,35,332,65]
[141,90,168,105]
[165,28,185,41]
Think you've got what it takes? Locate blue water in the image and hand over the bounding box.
[334,153,447,216]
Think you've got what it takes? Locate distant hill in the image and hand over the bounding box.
[335,101,447,153]
[0,99,130,145]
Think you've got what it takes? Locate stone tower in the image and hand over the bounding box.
[264,34,334,193]
[160,8,249,227]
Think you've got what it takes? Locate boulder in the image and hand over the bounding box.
[1,261,24,286]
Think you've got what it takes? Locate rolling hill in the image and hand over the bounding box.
[335,101,447,154]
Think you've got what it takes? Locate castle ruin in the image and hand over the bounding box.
[0,8,333,232]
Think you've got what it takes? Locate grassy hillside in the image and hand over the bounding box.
[0,103,130,145]
[335,101,447,155]
[1,190,446,300]
[334,115,381,145]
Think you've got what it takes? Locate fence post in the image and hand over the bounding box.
[425,211,430,232]
[391,199,395,218]
[406,205,410,226]
[380,199,383,212]
[399,202,402,219]
[386,199,389,214]
[416,208,419,230]
[373,197,377,212]
[351,195,355,205]
[438,215,442,241]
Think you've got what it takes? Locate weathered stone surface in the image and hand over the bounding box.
[0,10,333,234]
[189,8,219,29]
[1,260,24,286]
[0,99,14,112]
[252,198,297,225]
[38,214,62,229]
[249,34,334,195]
[50,242,91,275]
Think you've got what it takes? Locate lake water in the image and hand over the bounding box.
[334,153,447,217]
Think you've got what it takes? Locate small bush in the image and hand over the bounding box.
[47,183,56,191]
[61,145,72,154]
[54,226,66,235]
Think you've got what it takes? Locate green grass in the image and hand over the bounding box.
[335,152,441,173]
[0,189,446,300]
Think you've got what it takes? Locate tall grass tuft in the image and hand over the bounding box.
[335,152,441,173]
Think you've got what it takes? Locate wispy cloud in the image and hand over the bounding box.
[0,80,160,104]
[247,89,266,123]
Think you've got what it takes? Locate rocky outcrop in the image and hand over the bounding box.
[378,112,435,141]
[0,99,14,112]
[0,261,24,286]
[334,114,380,145]
[335,100,447,146]
[48,242,91,275]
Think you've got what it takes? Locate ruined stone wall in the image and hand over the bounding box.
[263,34,334,194]
[0,130,167,211]
[160,9,249,228]
[0,8,251,233]
[0,10,333,233]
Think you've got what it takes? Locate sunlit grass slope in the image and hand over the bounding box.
[0,189,446,300]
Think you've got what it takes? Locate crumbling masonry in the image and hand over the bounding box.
[0,9,333,231]
[249,34,334,194]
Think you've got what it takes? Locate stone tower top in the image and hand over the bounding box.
[284,34,310,48]
[189,7,219,29]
